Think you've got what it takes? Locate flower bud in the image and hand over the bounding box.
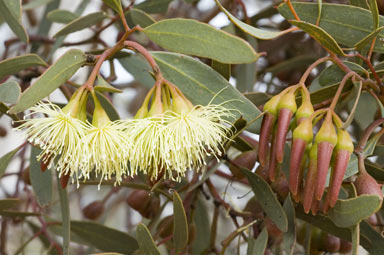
[325,129,353,208]
[303,145,318,213]
[269,129,279,182]
[276,93,297,163]
[315,121,337,200]
[355,172,383,201]
[296,100,314,124]
[263,94,282,116]
[271,173,289,199]
[258,113,275,167]
[126,190,160,219]
[320,233,340,253]
[22,167,31,185]
[157,215,174,239]
[60,172,70,189]
[290,119,313,195]
[0,126,7,137]
[339,239,352,254]
[367,213,379,226]
[82,200,105,220]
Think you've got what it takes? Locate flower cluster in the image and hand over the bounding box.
[16,81,233,186]
[259,84,355,215]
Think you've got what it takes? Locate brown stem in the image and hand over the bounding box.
[124,40,161,76]
[329,71,356,110]
[299,56,331,85]
[355,118,384,154]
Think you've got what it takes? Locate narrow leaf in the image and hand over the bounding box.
[96,92,120,121]
[94,75,122,93]
[173,191,188,252]
[144,19,260,64]
[54,12,108,37]
[0,81,21,104]
[328,194,382,228]
[368,0,379,29]
[240,169,288,232]
[70,221,139,254]
[23,0,53,10]
[290,20,345,56]
[125,8,155,28]
[118,54,154,88]
[57,171,70,255]
[9,49,86,114]
[215,0,289,40]
[0,0,28,43]
[0,147,19,178]
[247,227,268,255]
[0,198,19,211]
[355,26,384,50]
[103,0,122,13]
[211,61,231,80]
[0,54,48,80]
[30,147,52,207]
[135,0,172,14]
[136,223,161,255]
[282,197,296,255]
[151,52,262,132]
[47,9,79,24]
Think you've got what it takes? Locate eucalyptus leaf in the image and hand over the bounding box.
[328,195,382,228]
[47,9,79,24]
[135,0,172,14]
[173,191,188,252]
[0,0,28,43]
[240,169,288,232]
[29,147,52,207]
[318,61,367,87]
[57,171,70,255]
[191,196,210,255]
[103,0,122,13]
[94,75,122,93]
[247,227,268,255]
[144,19,260,64]
[365,161,384,182]
[23,0,53,10]
[0,54,48,80]
[125,8,155,28]
[282,197,296,255]
[118,54,154,88]
[0,198,19,211]
[136,223,161,255]
[9,49,86,114]
[211,61,231,80]
[0,147,19,178]
[95,92,120,121]
[0,81,21,104]
[54,12,108,37]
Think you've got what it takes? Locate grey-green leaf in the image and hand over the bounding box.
[96,92,120,121]
[290,20,345,56]
[9,49,86,114]
[54,12,108,37]
[318,61,367,87]
[240,169,288,232]
[144,19,260,64]
[103,0,122,13]
[136,223,161,255]
[0,54,48,80]
[29,146,52,207]
[0,0,28,43]
[70,221,139,254]
[0,147,19,178]
[214,0,288,40]
[0,81,21,104]
[328,194,382,228]
[151,52,262,132]
[47,9,80,24]
[23,0,53,10]
[57,171,70,255]
[118,54,154,88]
[173,191,188,252]
[125,8,155,28]
[247,227,268,255]
[355,26,384,50]
[282,197,296,255]
[135,0,172,14]
[94,75,122,93]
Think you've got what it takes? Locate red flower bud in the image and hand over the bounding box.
[320,233,340,253]
[355,172,383,200]
[315,121,337,200]
[229,150,257,179]
[303,145,318,214]
[269,130,279,182]
[258,113,275,167]
[339,239,352,254]
[60,172,70,189]
[83,201,105,220]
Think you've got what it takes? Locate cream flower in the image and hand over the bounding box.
[15,101,88,169]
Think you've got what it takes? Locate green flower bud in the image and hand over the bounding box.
[336,129,353,153]
[296,100,314,123]
[278,92,297,113]
[293,118,313,143]
[315,121,338,146]
[264,94,282,116]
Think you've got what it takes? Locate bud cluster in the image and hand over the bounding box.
[259,84,355,214]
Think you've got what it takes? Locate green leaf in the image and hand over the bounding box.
[53,12,108,37]
[289,20,345,55]
[0,54,48,80]
[9,49,86,114]
[309,82,353,106]
[173,191,188,252]
[136,223,161,255]
[278,2,384,53]
[265,55,318,75]
[191,196,210,255]
[360,221,384,255]
[281,197,296,255]
[247,227,268,255]
[135,0,172,14]
[23,0,53,10]
[0,147,19,178]
[95,92,120,121]
[70,221,139,254]
[0,198,19,211]
[118,54,154,88]
[151,52,262,132]
[368,0,379,29]
[365,161,384,182]
[47,9,79,24]
[355,27,384,50]
[103,0,122,13]
[144,19,260,64]
[349,0,368,9]
[244,92,271,106]
[318,61,367,87]
[125,8,155,28]
[328,195,382,228]
[0,0,28,43]
[363,131,383,157]
[30,147,52,207]
[0,211,39,217]
[214,0,288,40]
[240,169,288,232]
[57,171,70,255]
[0,81,21,104]
[94,75,122,93]
[211,61,230,80]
